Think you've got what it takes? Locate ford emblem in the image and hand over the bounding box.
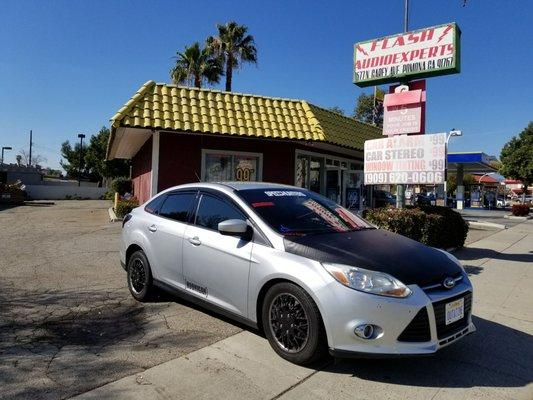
[443,277,455,289]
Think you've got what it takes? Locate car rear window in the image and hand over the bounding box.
[144,194,166,215]
[238,189,371,236]
[159,192,196,222]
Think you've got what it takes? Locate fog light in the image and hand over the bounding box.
[355,324,375,339]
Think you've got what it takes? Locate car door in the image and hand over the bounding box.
[147,190,197,289]
[182,191,253,317]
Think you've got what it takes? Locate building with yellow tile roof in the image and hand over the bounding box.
[107,80,381,204]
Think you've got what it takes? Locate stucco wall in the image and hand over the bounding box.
[25,185,107,200]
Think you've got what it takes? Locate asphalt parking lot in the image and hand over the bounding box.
[1,201,532,399]
[0,201,241,400]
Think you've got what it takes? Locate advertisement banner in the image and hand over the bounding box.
[353,23,460,87]
[364,133,446,185]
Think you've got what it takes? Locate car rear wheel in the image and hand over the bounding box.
[262,282,328,365]
[127,250,155,301]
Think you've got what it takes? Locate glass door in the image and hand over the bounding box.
[326,169,340,203]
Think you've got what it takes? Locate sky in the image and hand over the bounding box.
[1,0,532,170]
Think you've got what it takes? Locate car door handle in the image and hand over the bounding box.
[188,236,201,246]
[148,225,157,232]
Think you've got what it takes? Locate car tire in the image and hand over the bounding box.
[262,282,328,365]
[127,250,155,301]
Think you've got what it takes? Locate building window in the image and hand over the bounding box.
[296,154,324,194]
[202,150,262,182]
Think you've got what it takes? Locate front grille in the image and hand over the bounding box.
[433,292,472,339]
[398,307,431,342]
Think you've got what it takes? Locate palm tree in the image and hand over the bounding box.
[206,21,257,92]
[170,42,222,88]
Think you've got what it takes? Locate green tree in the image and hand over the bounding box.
[60,141,86,179]
[500,122,533,201]
[170,42,222,88]
[328,106,345,116]
[207,21,257,92]
[61,127,130,185]
[446,173,477,195]
[353,87,385,126]
[85,127,130,185]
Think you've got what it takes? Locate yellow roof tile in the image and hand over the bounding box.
[109,80,381,157]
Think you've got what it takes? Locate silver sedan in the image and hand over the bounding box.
[120,182,475,364]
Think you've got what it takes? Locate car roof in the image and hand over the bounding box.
[159,181,301,194]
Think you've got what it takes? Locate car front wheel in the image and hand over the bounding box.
[262,282,327,365]
[127,250,155,301]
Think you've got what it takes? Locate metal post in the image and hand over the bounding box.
[77,134,85,187]
[29,130,33,166]
[396,0,410,209]
[404,0,409,32]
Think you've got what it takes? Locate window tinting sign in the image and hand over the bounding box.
[364,133,446,185]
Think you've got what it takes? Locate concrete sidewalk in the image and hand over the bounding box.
[74,221,533,400]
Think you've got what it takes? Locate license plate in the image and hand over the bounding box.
[445,298,464,325]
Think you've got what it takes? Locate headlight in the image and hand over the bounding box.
[322,263,411,298]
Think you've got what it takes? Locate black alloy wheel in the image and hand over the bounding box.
[127,250,155,301]
[262,282,327,365]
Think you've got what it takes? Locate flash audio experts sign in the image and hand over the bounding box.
[353,23,460,87]
[364,133,446,185]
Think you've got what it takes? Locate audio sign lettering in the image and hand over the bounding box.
[353,23,461,87]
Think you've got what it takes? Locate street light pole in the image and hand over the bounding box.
[1,146,12,165]
[77,134,85,187]
[444,129,463,207]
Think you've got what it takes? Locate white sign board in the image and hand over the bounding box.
[354,23,460,87]
[364,133,446,185]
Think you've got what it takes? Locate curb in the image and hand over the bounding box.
[108,207,121,223]
[503,215,532,220]
[467,220,506,230]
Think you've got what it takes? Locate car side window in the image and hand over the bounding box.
[159,192,196,222]
[144,194,166,215]
[194,194,246,231]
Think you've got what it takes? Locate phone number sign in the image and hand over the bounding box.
[364,133,446,185]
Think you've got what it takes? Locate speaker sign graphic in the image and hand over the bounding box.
[353,23,461,87]
[364,133,446,185]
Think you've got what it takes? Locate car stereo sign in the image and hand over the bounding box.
[353,23,460,87]
[364,133,446,185]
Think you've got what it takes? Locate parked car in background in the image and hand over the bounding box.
[496,196,510,208]
[121,182,475,364]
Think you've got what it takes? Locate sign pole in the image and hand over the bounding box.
[396,0,410,209]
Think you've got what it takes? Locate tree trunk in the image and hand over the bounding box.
[225,56,233,91]
[194,74,201,88]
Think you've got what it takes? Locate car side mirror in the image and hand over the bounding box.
[218,219,249,237]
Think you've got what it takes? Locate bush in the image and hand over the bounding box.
[101,190,115,200]
[511,204,530,216]
[115,198,139,218]
[364,205,468,249]
[110,177,132,196]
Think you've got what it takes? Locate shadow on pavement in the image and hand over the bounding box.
[456,247,533,263]
[327,315,532,389]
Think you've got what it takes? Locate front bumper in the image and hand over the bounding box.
[320,273,475,357]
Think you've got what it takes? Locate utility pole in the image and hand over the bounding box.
[77,133,86,187]
[29,130,33,166]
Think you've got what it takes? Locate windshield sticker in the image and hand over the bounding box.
[264,190,306,197]
[252,201,275,208]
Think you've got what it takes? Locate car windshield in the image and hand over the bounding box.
[238,188,373,236]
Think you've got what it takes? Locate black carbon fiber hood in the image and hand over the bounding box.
[283,229,461,287]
